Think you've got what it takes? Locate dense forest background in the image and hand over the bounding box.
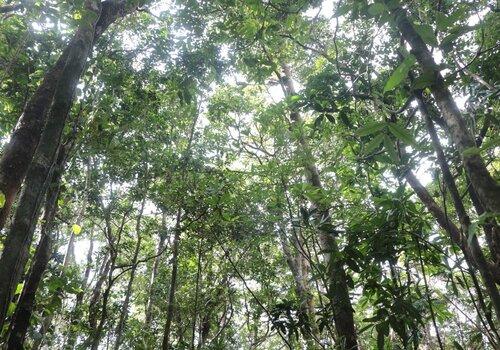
[0,0,499,349]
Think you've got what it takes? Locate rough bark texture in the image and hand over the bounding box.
[388,2,500,214]
[0,0,140,331]
[280,64,357,349]
[6,147,66,349]
[0,0,140,229]
[0,49,69,230]
[0,9,97,328]
[162,209,182,350]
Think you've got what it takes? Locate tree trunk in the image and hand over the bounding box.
[405,171,500,318]
[88,207,128,350]
[113,198,145,350]
[0,0,138,230]
[0,48,69,230]
[387,2,500,214]
[88,252,111,334]
[0,1,101,328]
[65,230,95,349]
[278,225,320,349]
[161,208,182,350]
[145,213,167,327]
[5,147,66,349]
[416,92,500,280]
[279,63,357,349]
[0,0,140,330]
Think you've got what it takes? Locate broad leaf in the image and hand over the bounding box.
[414,24,438,46]
[368,3,387,16]
[364,133,384,154]
[384,54,416,92]
[387,122,414,145]
[355,122,386,137]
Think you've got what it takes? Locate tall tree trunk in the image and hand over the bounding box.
[0,0,101,327]
[278,225,320,349]
[161,208,182,350]
[405,171,500,318]
[90,266,115,350]
[113,198,146,350]
[279,64,357,349]
[416,92,500,280]
[190,240,202,350]
[0,0,140,330]
[5,146,66,349]
[88,252,111,335]
[145,212,167,327]
[64,230,95,350]
[387,2,500,214]
[88,207,128,350]
[0,0,139,230]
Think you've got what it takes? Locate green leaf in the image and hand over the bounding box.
[0,191,5,209]
[383,136,398,162]
[355,122,386,137]
[368,3,387,16]
[440,25,479,52]
[412,71,435,89]
[7,302,16,317]
[335,4,350,17]
[387,122,414,145]
[414,24,438,46]
[383,54,416,92]
[314,115,324,129]
[452,340,465,350]
[72,224,82,235]
[15,283,24,295]
[325,114,335,123]
[364,133,384,154]
[435,12,455,31]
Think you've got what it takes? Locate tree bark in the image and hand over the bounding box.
[0,1,101,328]
[6,146,66,349]
[278,226,320,349]
[0,0,140,330]
[145,212,168,327]
[279,63,357,349]
[88,207,128,350]
[88,252,111,334]
[113,198,145,350]
[0,0,137,230]
[387,2,500,214]
[416,92,500,280]
[64,230,95,350]
[405,171,500,319]
[161,208,182,350]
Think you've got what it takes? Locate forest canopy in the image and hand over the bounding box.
[0,0,499,349]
